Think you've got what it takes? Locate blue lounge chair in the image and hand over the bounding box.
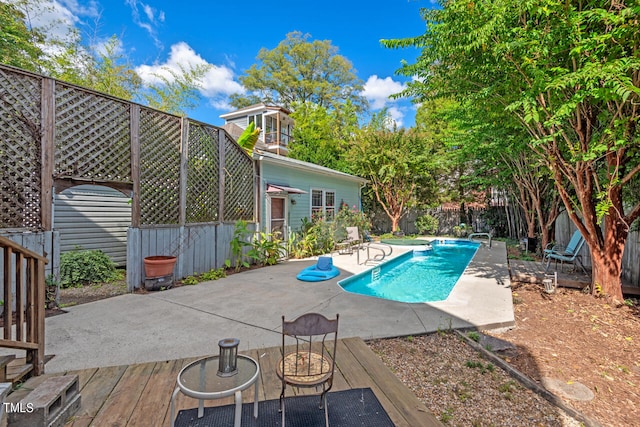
[544,230,587,274]
[296,256,340,282]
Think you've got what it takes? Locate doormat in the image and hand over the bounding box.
[174,387,395,426]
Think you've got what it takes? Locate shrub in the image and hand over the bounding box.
[453,223,472,237]
[416,214,439,235]
[289,215,335,258]
[60,249,117,288]
[334,203,371,237]
[249,232,285,266]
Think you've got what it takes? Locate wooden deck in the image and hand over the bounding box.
[5,338,440,427]
[509,259,640,295]
[509,259,591,288]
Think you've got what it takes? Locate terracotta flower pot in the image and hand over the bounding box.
[144,256,176,278]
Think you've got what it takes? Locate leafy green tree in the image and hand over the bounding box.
[384,0,640,301]
[445,101,563,247]
[231,31,367,112]
[348,119,443,232]
[0,1,44,70]
[87,36,142,100]
[3,1,204,115]
[289,101,359,171]
[141,63,211,116]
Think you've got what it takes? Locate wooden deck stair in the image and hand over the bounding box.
[0,355,33,385]
[0,355,56,387]
[5,358,34,385]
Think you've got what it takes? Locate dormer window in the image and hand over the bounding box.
[221,103,294,156]
[248,113,262,129]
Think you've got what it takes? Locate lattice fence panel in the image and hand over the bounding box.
[223,133,254,221]
[139,108,181,225]
[54,84,131,181]
[0,68,42,229]
[186,123,219,223]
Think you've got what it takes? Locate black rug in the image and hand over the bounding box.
[174,387,395,427]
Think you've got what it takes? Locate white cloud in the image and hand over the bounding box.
[21,1,79,41]
[361,75,410,127]
[135,42,245,101]
[142,3,164,23]
[387,106,404,128]
[125,0,163,48]
[16,0,99,57]
[361,75,406,109]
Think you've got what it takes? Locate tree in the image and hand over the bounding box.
[231,31,367,112]
[348,116,443,232]
[383,0,640,302]
[447,101,563,247]
[288,100,360,171]
[0,1,44,71]
[3,1,204,115]
[140,63,211,116]
[86,36,142,100]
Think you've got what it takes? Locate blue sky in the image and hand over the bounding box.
[29,0,435,128]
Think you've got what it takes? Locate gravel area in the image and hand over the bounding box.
[369,332,583,426]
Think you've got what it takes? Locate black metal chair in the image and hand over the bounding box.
[277,313,339,427]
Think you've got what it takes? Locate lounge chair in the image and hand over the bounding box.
[544,230,587,274]
[277,313,339,427]
[296,256,340,282]
[335,226,361,255]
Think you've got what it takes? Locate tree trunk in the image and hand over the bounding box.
[391,216,400,232]
[590,249,624,302]
[539,226,554,252]
[588,215,627,302]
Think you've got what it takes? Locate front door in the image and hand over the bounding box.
[269,196,287,239]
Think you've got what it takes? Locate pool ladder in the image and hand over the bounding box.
[358,242,393,265]
[372,267,381,282]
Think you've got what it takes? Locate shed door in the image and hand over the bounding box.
[269,197,287,238]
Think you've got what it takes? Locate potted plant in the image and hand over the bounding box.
[143,255,177,278]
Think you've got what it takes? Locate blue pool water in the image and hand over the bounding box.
[338,240,480,303]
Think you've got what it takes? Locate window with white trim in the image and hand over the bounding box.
[248,113,262,129]
[311,189,336,220]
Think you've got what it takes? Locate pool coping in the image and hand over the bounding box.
[337,240,482,304]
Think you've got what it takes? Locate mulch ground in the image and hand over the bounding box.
[488,281,640,426]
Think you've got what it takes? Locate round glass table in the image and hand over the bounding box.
[170,354,260,427]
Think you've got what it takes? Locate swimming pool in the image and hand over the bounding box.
[338,240,480,303]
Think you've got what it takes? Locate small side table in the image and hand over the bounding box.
[171,354,259,427]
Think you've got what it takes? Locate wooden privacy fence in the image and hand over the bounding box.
[0,236,46,377]
[555,212,640,289]
[0,64,256,292]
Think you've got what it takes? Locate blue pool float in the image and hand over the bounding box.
[296,256,340,282]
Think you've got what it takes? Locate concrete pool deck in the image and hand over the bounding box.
[35,239,514,373]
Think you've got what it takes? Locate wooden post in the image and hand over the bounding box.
[218,129,227,222]
[179,118,189,226]
[34,258,46,375]
[254,160,261,225]
[15,252,25,341]
[3,247,13,340]
[40,78,55,231]
[130,104,141,228]
[276,111,281,155]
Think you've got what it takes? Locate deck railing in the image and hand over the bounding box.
[0,236,47,375]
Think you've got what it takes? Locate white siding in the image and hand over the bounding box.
[54,185,131,266]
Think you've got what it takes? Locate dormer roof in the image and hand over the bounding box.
[219,103,292,120]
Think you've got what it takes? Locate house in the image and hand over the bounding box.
[221,103,294,156]
[220,104,367,238]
